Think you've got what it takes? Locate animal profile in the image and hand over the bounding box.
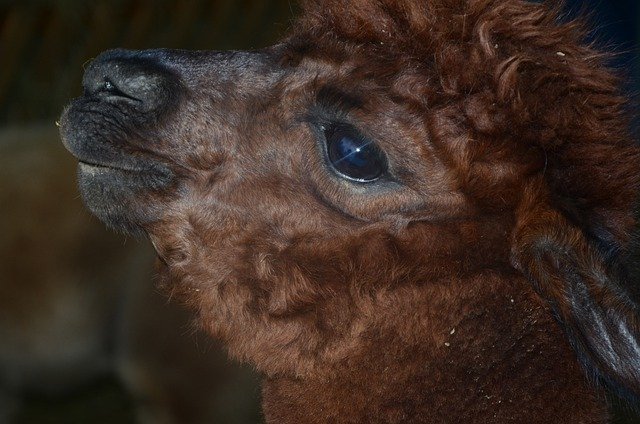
[60,0,640,422]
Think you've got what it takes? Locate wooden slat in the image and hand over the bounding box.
[157,0,203,48]
[119,0,158,48]
[0,6,38,118]
[0,0,292,123]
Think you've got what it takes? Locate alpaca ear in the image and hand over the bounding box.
[511,181,640,404]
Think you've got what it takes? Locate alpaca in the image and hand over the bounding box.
[60,0,640,422]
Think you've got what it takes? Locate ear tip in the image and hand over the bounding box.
[511,199,640,406]
[565,281,640,405]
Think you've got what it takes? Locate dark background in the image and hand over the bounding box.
[0,1,637,423]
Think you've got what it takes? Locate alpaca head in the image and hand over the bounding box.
[60,0,640,404]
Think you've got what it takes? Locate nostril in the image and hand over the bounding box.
[91,78,143,103]
[103,79,117,93]
[82,49,180,112]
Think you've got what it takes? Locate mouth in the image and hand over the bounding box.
[76,158,157,175]
[78,160,136,173]
[59,99,175,234]
[60,99,174,180]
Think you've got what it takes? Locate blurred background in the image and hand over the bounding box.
[0,0,637,423]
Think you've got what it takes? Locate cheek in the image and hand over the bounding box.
[152,226,362,375]
[148,175,436,372]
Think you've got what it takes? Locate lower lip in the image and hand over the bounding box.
[79,161,125,175]
[78,161,140,175]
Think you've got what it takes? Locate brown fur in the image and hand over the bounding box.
[60,0,640,422]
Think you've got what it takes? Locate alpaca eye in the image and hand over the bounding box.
[323,124,387,182]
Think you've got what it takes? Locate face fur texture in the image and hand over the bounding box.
[60,0,640,422]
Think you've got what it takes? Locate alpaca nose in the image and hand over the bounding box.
[82,49,180,113]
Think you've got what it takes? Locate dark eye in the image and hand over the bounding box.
[324,124,387,182]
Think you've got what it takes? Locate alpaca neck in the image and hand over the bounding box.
[261,275,608,423]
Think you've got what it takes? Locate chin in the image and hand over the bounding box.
[76,162,170,234]
[59,92,176,235]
